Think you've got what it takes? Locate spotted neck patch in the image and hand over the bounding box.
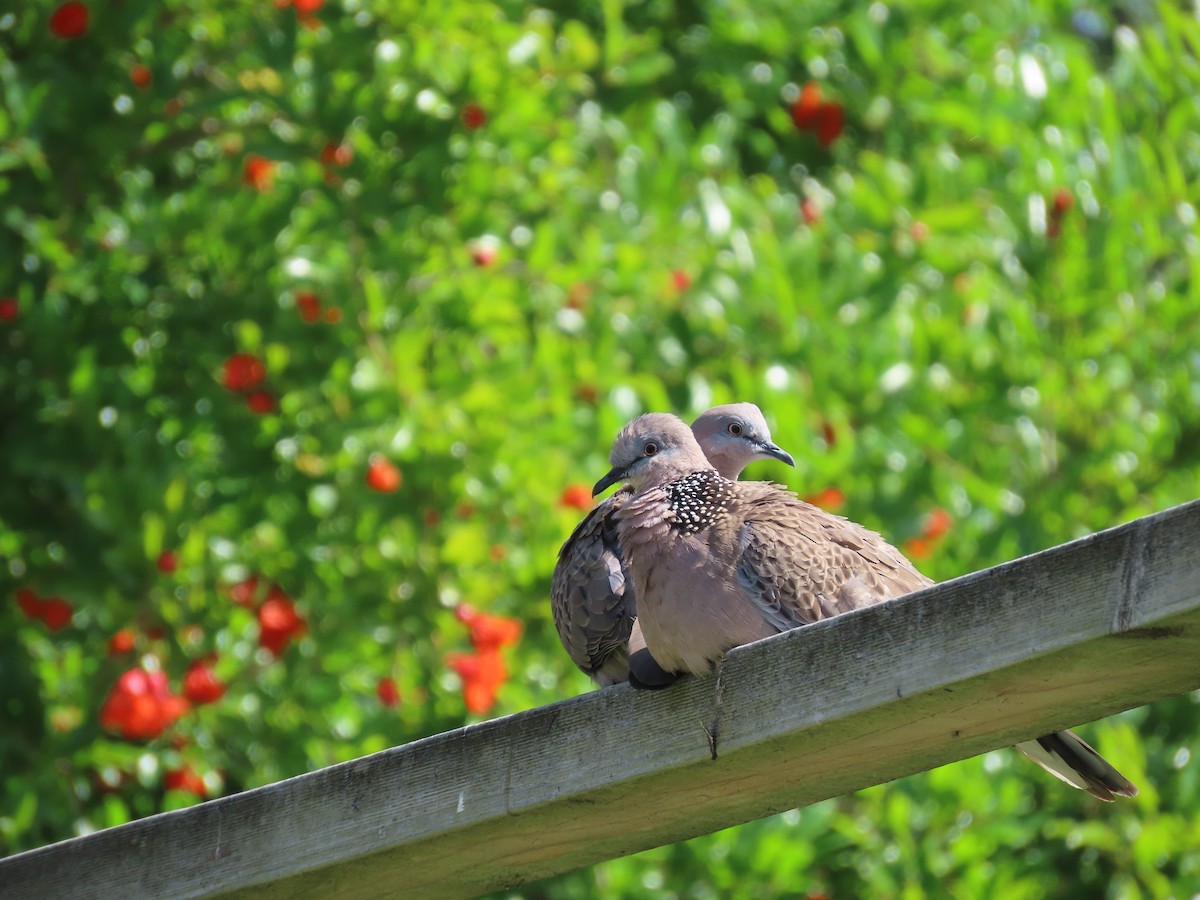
[665,470,733,534]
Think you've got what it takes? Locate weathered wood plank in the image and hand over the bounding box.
[3,500,1199,900]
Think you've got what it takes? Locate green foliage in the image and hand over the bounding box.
[3,0,1200,894]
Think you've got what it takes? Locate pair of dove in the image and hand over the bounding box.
[551,404,1137,802]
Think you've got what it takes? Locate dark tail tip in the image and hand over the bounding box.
[1034,731,1139,801]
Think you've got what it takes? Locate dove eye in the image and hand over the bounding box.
[643,442,659,456]
[727,422,743,436]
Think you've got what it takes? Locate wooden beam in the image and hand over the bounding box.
[4,500,1200,900]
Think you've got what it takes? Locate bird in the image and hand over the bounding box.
[551,403,795,687]
[593,412,1137,802]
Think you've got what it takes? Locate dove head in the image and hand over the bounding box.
[690,403,795,479]
[593,413,714,497]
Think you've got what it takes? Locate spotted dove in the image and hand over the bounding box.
[551,403,794,687]
[593,412,1137,802]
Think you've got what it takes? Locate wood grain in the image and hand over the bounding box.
[3,500,1199,900]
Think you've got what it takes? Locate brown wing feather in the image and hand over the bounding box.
[550,486,637,685]
[733,482,932,632]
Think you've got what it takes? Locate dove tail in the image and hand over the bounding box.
[1016,730,1138,801]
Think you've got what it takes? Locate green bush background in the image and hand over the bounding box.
[3,0,1200,895]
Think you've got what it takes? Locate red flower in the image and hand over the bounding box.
[294,0,324,11]
[671,270,692,292]
[470,241,498,267]
[182,657,225,710]
[245,391,274,415]
[376,677,400,707]
[16,588,41,618]
[803,487,846,512]
[448,649,507,714]
[923,507,954,541]
[800,196,822,226]
[559,484,593,511]
[365,456,402,493]
[1048,188,1074,240]
[790,81,845,147]
[319,141,352,168]
[39,598,73,630]
[455,604,522,652]
[813,103,845,147]
[130,65,152,89]
[789,82,823,130]
[49,2,89,39]
[108,629,136,656]
[222,353,266,392]
[903,537,932,561]
[0,297,18,322]
[243,155,276,192]
[183,659,226,704]
[164,765,207,797]
[229,575,261,607]
[461,103,487,130]
[296,291,322,323]
[258,587,307,656]
[16,590,74,631]
[156,549,178,574]
[99,668,189,741]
